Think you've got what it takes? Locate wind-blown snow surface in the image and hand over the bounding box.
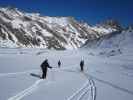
[0,48,133,100]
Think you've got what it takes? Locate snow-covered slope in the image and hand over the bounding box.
[0,48,96,100]
[84,27,133,49]
[0,7,118,49]
[0,48,133,100]
[82,27,133,58]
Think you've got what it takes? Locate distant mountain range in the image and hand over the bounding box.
[0,7,128,50]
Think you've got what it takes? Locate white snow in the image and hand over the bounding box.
[0,7,119,49]
[0,39,19,48]
[0,45,133,100]
[42,17,70,26]
[0,7,133,100]
[11,19,28,29]
[0,15,10,23]
[0,49,95,100]
[91,26,116,34]
[41,29,53,37]
[91,30,133,49]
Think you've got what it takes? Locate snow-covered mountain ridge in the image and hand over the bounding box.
[84,27,133,49]
[0,7,121,49]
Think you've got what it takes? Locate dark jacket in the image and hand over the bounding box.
[41,60,52,71]
[58,60,61,67]
[80,60,84,71]
[80,60,84,67]
[41,60,52,79]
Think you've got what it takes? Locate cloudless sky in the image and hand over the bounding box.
[0,0,132,26]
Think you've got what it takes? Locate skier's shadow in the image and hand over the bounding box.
[30,73,41,79]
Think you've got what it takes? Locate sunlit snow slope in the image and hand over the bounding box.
[0,7,119,49]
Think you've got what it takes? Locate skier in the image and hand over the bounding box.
[40,59,52,79]
[58,60,61,68]
[80,60,84,71]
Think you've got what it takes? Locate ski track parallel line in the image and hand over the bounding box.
[8,79,43,100]
[0,69,38,77]
[77,79,95,100]
[91,80,96,100]
[77,86,91,100]
[83,72,96,100]
[66,70,96,100]
[67,80,89,100]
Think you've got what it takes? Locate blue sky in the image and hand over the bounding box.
[0,0,132,26]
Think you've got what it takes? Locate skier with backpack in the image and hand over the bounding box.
[40,59,52,79]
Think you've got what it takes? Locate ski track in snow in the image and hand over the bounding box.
[84,73,133,96]
[8,79,44,100]
[0,69,39,77]
[1,67,96,100]
[0,66,76,78]
[83,73,96,100]
[67,72,96,100]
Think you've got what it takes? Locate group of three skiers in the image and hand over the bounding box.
[40,59,84,79]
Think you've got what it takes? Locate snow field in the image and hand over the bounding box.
[0,48,95,100]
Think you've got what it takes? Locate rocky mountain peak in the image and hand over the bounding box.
[98,19,123,31]
[0,7,121,49]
